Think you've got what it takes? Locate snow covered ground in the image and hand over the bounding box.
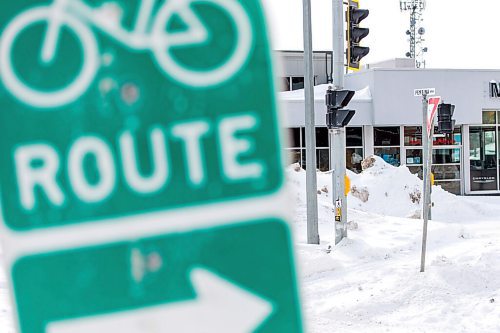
[290,157,500,332]
[1,156,499,332]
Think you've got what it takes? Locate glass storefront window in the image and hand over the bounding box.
[301,150,307,169]
[436,181,461,195]
[347,148,363,173]
[433,148,461,164]
[285,127,332,170]
[287,128,301,148]
[316,127,329,147]
[374,127,400,146]
[374,147,400,166]
[404,126,422,146]
[288,149,302,165]
[291,77,305,90]
[483,110,496,124]
[317,149,330,172]
[433,127,462,145]
[347,127,363,147]
[432,165,461,180]
[469,127,498,191]
[406,149,422,165]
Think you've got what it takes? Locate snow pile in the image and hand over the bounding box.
[297,211,500,333]
[287,156,500,332]
[287,155,500,223]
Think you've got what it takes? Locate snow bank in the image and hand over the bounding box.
[287,155,500,223]
[287,156,500,333]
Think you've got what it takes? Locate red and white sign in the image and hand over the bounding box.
[427,96,441,136]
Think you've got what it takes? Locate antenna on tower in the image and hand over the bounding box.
[400,0,427,68]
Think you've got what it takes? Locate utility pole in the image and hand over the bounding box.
[302,0,319,244]
[332,0,347,244]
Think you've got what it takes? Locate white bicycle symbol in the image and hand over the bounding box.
[0,0,253,108]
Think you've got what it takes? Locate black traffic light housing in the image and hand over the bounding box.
[325,87,356,129]
[437,103,456,134]
[346,0,370,70]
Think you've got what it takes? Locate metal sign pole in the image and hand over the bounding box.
[420,94,431,272]
[332,0,347,244]
[302,0,319,244]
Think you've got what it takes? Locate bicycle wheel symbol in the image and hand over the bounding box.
[151,0,253,88]
[0,7,99,109]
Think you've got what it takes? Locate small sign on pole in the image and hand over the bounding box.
[414,88,436,97]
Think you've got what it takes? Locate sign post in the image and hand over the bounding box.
[0,1,303,332]
[420,93,441,272]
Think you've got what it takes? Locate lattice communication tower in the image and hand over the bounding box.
[400,0,427,68]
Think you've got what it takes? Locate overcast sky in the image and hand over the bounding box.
[263,0,500,69]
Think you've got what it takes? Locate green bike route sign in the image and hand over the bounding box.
[0,0,303,332]
[0,0,282,231]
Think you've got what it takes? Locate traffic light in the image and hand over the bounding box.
[437,103,456,134]
[346,0,370,70]
[325,87,355,129]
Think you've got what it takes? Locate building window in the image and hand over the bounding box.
[316,127,330,171]
[316,127,329,148]
[279,76,317,92]
[433,148,461,164]
[406,149,423,165]
[432,128,462,194]
[374,127,400,146]
[346,127,364,173]
[433,127,462,146]
[291,77,305,90]
[482,110,496,125]
[374,127,400,166]
[404,126,422,146]
[403,125,462,194]
[285,127,303,166]
[469,126,497,192]
[284,126,330,171]
[317,149,330,172]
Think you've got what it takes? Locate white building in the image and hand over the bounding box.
[277,54,500,195]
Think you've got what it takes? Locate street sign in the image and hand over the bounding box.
[12,219,301,333]
[427,96,441,136]
[0,0,303,332]
[414,88,436,97]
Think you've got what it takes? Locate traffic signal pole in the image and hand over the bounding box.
[332,0,347,244]
[302,0,319,245]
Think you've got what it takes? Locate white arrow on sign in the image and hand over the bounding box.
[46,268,273,333]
